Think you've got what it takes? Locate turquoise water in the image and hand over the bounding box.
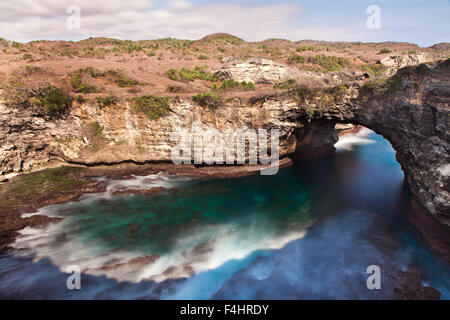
[0,130,449,299]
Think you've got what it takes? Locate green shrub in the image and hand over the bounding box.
[198,55,208,60]
[307,55,350,72]
[122,41,143,53]
[166,66,217,82]
[296,46,317,52]
[167,85,183,93]
[131,95,170,120]
[70,68,99,93]
[378,48,392,54]
[192,93,222,108]
[22,53,32,61]
[212,79,255,91]
[106,69,140,87]
[5,67,72,113]
[362,64,386,77]
[289,55,305,64]
[96,95,119,108]
[322,84,348,103]
[4,66,51,109]
[362,76,402,95]
[36,86,73,113]
[75,95,86,104]
[59,47,79,58]
[294,84,348,107]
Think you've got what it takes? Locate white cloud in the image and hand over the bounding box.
[0,0,307,42]
[0,0,432,45]
[169,0,193,12]
[0,0,152,22]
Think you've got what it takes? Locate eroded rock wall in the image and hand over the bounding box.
[352,60,450,229]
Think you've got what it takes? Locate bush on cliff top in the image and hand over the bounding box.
[70,68,100,93]
[362,64,386,77]
[96,95,119,108]
[131,95,170,120]
[212,79,255,91]
[378,48,392,54]
[307,54,350,72]
[5,66,72,113]
[362,76,402,95]
[35,86,73,113]
[289,54,305,64]
[192,93,223,108]
[294,84,348,106]
[106,69,141,88]
[122,41,143,54]
[166,66,217,82]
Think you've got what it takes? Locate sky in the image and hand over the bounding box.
[0,0,449,47]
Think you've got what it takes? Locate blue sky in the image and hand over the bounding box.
[0,0,448,46]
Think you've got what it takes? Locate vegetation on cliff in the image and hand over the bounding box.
[4,66,72,114]
[361,64,386,77]
[362,76,402,95]
[192,92,223,108]
[211,79,255,91]
[166,66,217,82]
[306,54,350,72]
[131,95,170,120]
[70,68,100,93]
[35,86,73,113]
[95,95,119,108]
[106,69,141,88]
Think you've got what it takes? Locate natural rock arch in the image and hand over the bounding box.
[291,60,449,261]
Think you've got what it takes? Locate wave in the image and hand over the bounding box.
[13,220,309,284]
[23,172,193,218]
[335,127,375,151]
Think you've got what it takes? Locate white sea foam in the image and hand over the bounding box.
[334,127,375,151]
[14,209,310,284]
[22,172,193,218]
[105,172,193,195]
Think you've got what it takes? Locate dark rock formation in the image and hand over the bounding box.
[351,60,450,252]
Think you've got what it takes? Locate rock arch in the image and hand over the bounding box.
[291,60,449,260]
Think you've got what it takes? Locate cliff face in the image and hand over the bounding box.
[0,60,449,247]
[352,61,450,231]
